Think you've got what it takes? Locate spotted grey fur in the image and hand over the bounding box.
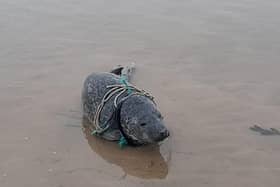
[81,68,169,145]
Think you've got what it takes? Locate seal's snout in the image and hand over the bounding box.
[155,128,169,142]
[160,129,169,138]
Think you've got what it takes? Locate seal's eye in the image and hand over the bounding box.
[140,123,147,127]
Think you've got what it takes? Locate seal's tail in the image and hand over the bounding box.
[110,63,136,82]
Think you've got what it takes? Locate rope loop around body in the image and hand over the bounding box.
[92,83,155,135]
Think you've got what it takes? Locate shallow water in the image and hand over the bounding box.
[1,0,280,186]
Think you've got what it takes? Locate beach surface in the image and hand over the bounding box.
[1,0,280,186]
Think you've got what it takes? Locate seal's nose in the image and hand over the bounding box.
[160,129,169,138]
[156,129,169,142]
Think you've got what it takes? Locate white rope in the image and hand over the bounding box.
[92,84,154,135]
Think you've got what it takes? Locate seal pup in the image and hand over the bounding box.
[81,64,169,145]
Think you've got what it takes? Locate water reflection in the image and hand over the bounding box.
[82,119,169,179]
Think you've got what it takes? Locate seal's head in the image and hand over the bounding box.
[119,95,169,145]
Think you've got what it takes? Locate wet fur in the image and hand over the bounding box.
[81,72,169,145]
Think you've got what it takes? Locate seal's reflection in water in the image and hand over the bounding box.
[82,118,169,179]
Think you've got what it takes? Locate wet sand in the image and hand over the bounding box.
[1,0,280,186]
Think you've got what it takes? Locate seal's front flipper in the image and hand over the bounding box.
[102,129,122,141]
[110,65,124,76]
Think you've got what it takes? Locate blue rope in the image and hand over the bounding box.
[92,75,132,149]
[118,134,128,148]
[119,75,132,94]
[117,75,133,148]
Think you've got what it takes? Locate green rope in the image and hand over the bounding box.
[118,135,128,148]
[120,75,132,94]
[91,130,97,135]
[117,75,131,148]
[90,76,154,149]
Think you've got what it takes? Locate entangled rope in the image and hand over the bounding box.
[90,77,154,148]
